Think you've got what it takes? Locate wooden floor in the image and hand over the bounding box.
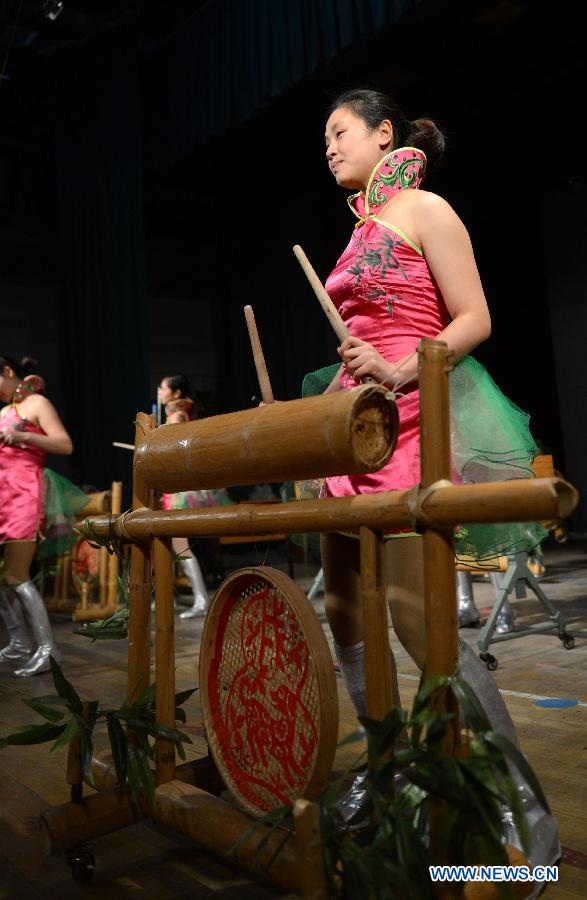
[1,539,586,898]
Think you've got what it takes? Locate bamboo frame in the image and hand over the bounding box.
[44,343,578,896]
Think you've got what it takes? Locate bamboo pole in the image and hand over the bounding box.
[98,546,108,607]
[106,481,122,606]
[293,798,328,899]
[60,551,71,602]
[54,553,64,600]
[244,305,274,403]
[418,338,460,756]
[40,789,143,854]
[82,477,577,545]
[360,526,393,720]
[134,386,397,493]
[127,412,155,702]
[153,536,176,785]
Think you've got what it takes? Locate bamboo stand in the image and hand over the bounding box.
[39,350,577,895]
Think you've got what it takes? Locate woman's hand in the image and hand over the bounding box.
[0,430,28,448]
[338,336,396,387]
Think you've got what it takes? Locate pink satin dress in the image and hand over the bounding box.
[0,405,46,543]
[324,147,450,502]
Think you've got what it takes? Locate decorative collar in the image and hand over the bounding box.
[165,396,193,418]
[12,374,45,404]
[347,146,427,224]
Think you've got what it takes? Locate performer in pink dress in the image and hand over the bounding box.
[317,89,556,866]
[0,355,73,676]
[158,374,230,618]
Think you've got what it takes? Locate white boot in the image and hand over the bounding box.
[13,581,61,677]
[0,585,34,662]
[456,571,480,627]
[178,556,209,619]
[490,572,516,634]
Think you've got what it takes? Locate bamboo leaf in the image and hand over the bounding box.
[50,716,80,753]
[106,714,127,790]
[0,722,66,748]
[174,688,196,707]
[49,656,83,715]
[22,698,66,723]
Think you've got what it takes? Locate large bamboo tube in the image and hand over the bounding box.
[84,477,577,544]
[40,789,143,854]
[127,412,155,702]
[106,481,122,606]
[60,551,71,601]
[153,536,176,784]
[361,526,394,720]
[134,386,398,493]
[154,781,300,892]
[418,338,459,759]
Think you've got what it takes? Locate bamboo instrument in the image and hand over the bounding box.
[361,526,394,720]
[244,305,274,403]
[112,441,135,451]
[82,477,577,545]
[133,386,397,493]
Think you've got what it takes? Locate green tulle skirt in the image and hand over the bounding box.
[37,469,92,560]
[297,356,546,564]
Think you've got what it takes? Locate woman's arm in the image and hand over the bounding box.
[13,396,73,454]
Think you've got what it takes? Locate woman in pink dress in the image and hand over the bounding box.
[318,89,556,866]
[0,354,73,676]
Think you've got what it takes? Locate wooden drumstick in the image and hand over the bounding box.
[243,305,274,404]
[292,244,349,343]
[292,244,374,384]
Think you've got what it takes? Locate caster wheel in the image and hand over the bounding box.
[479,652,498,671]
[562,634,575,650]
[67,848,95,884]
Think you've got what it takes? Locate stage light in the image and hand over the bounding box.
[42,0,64,21]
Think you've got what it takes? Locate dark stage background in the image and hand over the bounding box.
[1,0,585,526]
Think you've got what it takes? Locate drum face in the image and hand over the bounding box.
[200,567,338,817]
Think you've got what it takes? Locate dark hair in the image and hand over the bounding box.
[163,373,192,398]
[0,354,39,378]
[328,89,446,170]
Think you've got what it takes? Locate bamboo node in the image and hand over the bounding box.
[407,479,453,532]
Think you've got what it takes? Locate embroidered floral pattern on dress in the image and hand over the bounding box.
[347,229,408,285]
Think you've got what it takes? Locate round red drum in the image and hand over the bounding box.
[199,566,338,817]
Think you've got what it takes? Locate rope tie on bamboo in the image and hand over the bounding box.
[116,508,137,541]
[406,479,453,532]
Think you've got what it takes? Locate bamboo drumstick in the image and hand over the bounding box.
[292,244,349,342]
[293,243,374,383]
[112,442,135,450]
[243,305,274,403]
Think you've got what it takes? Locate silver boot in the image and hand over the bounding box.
[457,571,480,627]
[13,581,60,677]
[458,639,560,872]
[178,556,209,619]
[0,585,34,662]
[490,572,516,634]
